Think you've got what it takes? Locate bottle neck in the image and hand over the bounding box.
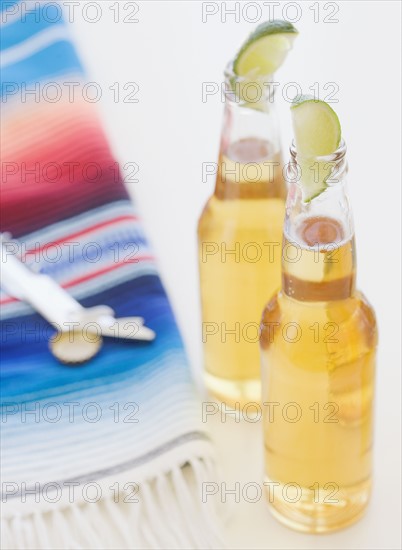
[282,142,356,302]
[214,65,286,200]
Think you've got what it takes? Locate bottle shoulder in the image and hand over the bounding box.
[260,290,378,353]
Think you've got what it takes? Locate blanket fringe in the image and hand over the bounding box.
[1,457,225,550]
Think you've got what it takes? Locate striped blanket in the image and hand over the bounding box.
[0,2,219,548]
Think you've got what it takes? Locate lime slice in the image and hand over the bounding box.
[291,95,341,156]
[291,96,342,201]
[234,20,298,77]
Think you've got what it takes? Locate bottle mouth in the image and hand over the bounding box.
[288,139,348,187]
[289,139,347,162]
[223,61,277,105]
[224,60,275,84]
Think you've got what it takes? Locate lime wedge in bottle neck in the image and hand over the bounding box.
[231,20,298,108]
[290,96,342,202]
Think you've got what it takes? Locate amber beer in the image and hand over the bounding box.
[260,144,378,532]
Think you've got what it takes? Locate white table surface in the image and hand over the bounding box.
[70,2,401,548]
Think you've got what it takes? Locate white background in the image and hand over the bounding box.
[70,2,401,548]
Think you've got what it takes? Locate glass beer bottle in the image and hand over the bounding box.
[260,140,378,532]
[198,64,287,407]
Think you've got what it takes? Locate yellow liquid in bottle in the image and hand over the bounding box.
[198,138,286,407]
[261,216,377,532]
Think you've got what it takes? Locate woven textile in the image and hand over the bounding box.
[0,3,219,548]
